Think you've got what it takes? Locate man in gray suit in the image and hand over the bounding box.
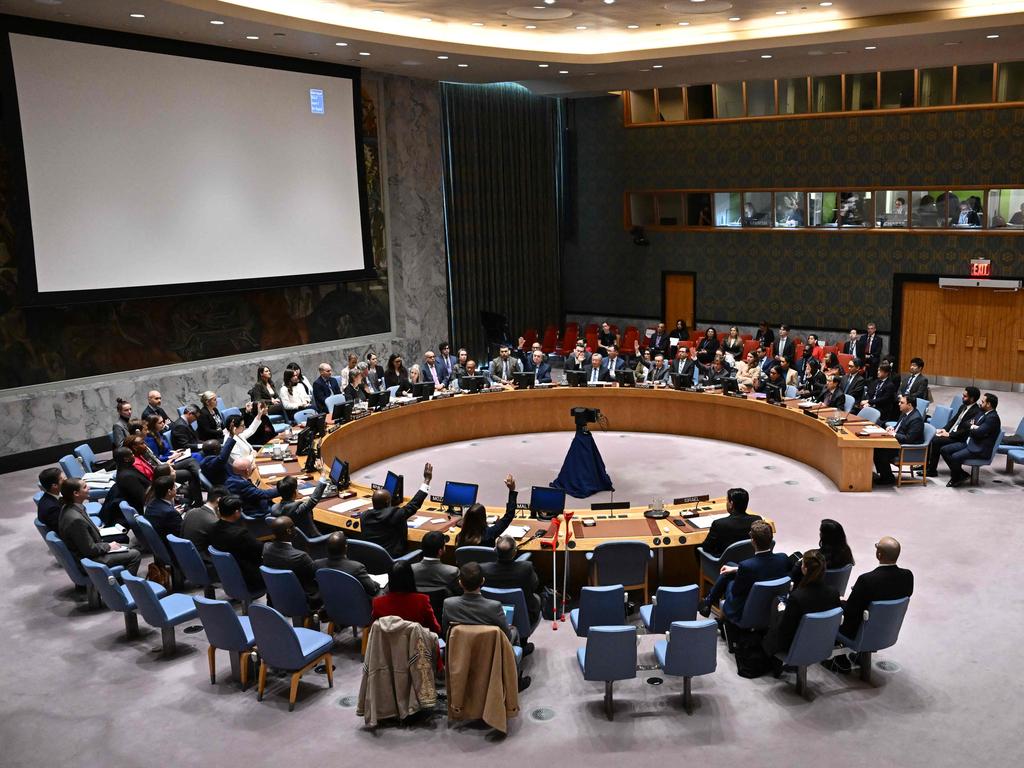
[58,479,142,574]
[262,516,319,607]
[412,531,460,595]
[488,345,522,384]
[314,532,380,596]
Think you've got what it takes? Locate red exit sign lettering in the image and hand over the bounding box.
[970,259,992,278]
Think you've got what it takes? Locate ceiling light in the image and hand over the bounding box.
[539,64,549,67]
[652,64,663,69]
[525,24,537,29]
[359,52,371,56]
[472,22,484,26]
[371,9,384,14]
[943,41,961,46]
[545,0,556,4]
[604,0,616,4]
[421,18,432,22]
[986,34,1000,39]
[437,55,449,59]
[776,10,788,14]
[691,0,706,3]
[831,50,848,54]
[627,25,639,29]
[819,1,833,5]
[458,63,469,68]
[246,35,259,40]
[559,70,569,74]
[729,17,741,21]
[576,26,588,30]
[864,45,877,50]
[678,21,690,26]
[640,68,650,72]
[335,42,348,46]
[129,13,145,19]
[761,54,773,59]
[209,20,225,25]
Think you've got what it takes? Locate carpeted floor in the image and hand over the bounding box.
[2,385,1022,768]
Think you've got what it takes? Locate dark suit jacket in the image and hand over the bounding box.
[480,559,541,622]
[648,332,671,357]
[531,362,553,384]
[842,373,866,404]
[649,364,671,383]
[312,375,341,413]
[842,340,859,355]
[819,386,847,410]
[198,436,235,486]
[755,329,775,349]
[114,466,150,516]
[436,355,456,383]
[181,504,219,554]
[856,334,883,365]
[866,377,898,422]
[600,357,625,376]
[359,489,427,556]
[840,565,913,637]
[168,417,199,451]
[723,551,790,623]
[442,591,511,640]
[315,555,381,596]
[772,338,796,365]
[965,409,1001,455]
[37,493,62,532]
[941,402,980,441]
[583,366,612,384]
[422,361,449,387]
[701,512,763,558]
[696,337,719,363]
[263,540,317,596]
[141,405,170,421]
[226,472,278,516]
[412,558,461,595]
[208,519,265,590]
[58,503,112,560]
[892,409,925,445]
[765,580,841,656]
[195,408,225,441]
[900,373,929,402]
[144,498,183,540]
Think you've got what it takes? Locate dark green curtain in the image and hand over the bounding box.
[440,82,563,359]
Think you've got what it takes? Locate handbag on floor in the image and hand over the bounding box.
[146,562,172,590]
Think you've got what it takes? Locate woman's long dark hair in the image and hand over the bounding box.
[455,503,487,547]
[801,549,828,586]
[386,354,405,375]
[388,561,417,593]
[818,519,854,567]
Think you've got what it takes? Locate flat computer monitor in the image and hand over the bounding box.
[722,378,740,396]
[765,382,783,403]
[331,400,355,424]
[443,481,479,511]
[411,381,435,399]
[295,425,315,457]
[305,413,327,437]
[383,470,404,503]
[367,390,391,411]
[459,375,486,393]
[565,369,587,387]
[529,486,566,520]
[512,371,535,390]
[329,458,350,488]
[670,372,694,390]
[614,369,636,387]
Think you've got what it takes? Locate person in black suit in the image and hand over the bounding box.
[941,392,1002,487]
[695,328,719,364]
[698,487,761,559]
[360,462,432,556]
[111,447,150,516]
[699,521,788,619]
[927,386,981,476]
[434,343,456,384]
[669,346,699,382]
[583,353,612,384]
[263,516,319,608]
[411,531,460,595]
[421,350,449,390]
[837,536,913,649]
[143,475,183,541]
[58,479,142,574]
[842,330,859,356]
[648,322,671,358]
[817,375,847,409]
[36,467,65,532]
[763,550,840,658]
[699,357,733,387]
[790,519,854,587]
[312,362,342,413]
[796,358,826,399]
[842,358,866,406]
[141,390,171,422]
[649,354,671,385]
[168,405,201,451]
[873,395,926,485]
[856,323,883,379]
[481,535,542,624]
[197,436,235,486]
[861,362,898,423]
[207,495,264,590]
[899,357,929,402]
[771,325,796,366]
[528,351,552,384]
[195,391,225,441]
[754,321,774,350]
[315,532,381,596]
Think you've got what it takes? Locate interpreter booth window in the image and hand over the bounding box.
[629,193,656,228]
[746,80,775,116]
[775,192,806,227]
[628,89,657,123]
[956,64,994,105]
[687,193,713,226]
[686,84,714,119]
[880,70,915,108]
[996,61,1024,102]
[987,189,1024,228]
[658,87,686,121]
[812,75,842,113]
[808,192,837,227]
[837,191,874,227]
[946,190,985,229]
[713,192,743,227]
[919,67,953,107]
[741,192,772,227]
[778,77,809,115]
[911,191,944,228]
[877,191,910,228]
[846,72,878,111]
[656,192,684,226]
[716,82,744,118]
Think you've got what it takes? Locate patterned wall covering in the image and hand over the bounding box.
[0,84,391,390]
[565,97,1024,330]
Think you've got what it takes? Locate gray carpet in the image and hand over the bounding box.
[2,385,1022,768]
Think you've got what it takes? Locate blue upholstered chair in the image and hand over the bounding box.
[292,527,331,560]
[654,619,718,713]
[249,603,334,711]
[997,417,1024,461]
[82,557,166,638]
[260,566,315,627]
[576,625,637,720]
[121,571,199,655]
[823,564,854,596]
[482,586,540,641]
[193,596,257,689]
[292,408,317,425]
[696,539,755,599]
[929,404,951,428]
[785,384,798,398]
[455,545,497,566]
[774,607,843,698]
[316,568,373,637]
[843,394,854,412]
[640,585,699,634]
[585,540,652,602]
[1007,448,1024,474]
[208,546,265,613]
[891,422,937,486]
[59,453,107,500]
[323,394,346,417]
[346,539,421,575]
[44,532,102,608]
[915,397,929,418]
[836,597,910,684]
[858,406,881,425]
[949,393,962,411]
[33,518,50,544]
[74,443,101,472]
[119,501,144,539]
[723,576,792,651]
[221,407,241,420]
[133,515,176,574]
[570,585,625,637]
[964,433,1003,486]
[166,535,217,598]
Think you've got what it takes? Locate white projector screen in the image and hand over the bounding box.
[8,32,371,301]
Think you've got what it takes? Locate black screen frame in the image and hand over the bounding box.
[0,15,377,307]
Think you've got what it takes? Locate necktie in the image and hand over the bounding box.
[591,367,598,383]
[502,361,508,379]
[951,406,968,432]
[430,365,439,385]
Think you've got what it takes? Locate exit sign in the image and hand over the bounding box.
[970,258,992,278]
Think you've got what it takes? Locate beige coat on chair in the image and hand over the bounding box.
[445,624,519,733]
[357,615,439,726]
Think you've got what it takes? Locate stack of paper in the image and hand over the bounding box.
[407,516,433,529]
[505,525,531,539]
[861,425,888,435]
[258,463,288,476]
[688,514,728,529]
[370,574,389,589]
[329,499,368,515]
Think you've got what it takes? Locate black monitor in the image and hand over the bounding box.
[529,486,566,520]
[765,382,783,403]
[305,413,327,438]
[295,425,315,457]
[459,375,486,393]
[722,378,740,396]
[614,369,636,387]
[383,470,404,503]
[367,390,391,411]
[565,369,587,387]
[331,400,355,424]
[670,372,694,390]
[443,481,479,511]
[512,371,535,390]
[329,458,350,488]
[411,381,435,399]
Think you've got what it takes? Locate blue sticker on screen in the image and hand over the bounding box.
[309,88,324,114]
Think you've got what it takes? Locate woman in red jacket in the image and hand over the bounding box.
[370,561,441,635]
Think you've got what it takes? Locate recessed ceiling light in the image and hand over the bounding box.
[776,10,788,14]
[761,54,773,59]
[437,55,449,59]
[472,22,484,26]
[371,9,384,14]
[359,52,371,56]
[559,70,569,74]
[652,64,663,69]
[943,41,961,46]
[458,63,469,68]
[627,25,640,29]
[831,50,848,54]
[335,42,348,46]
[246,35,259,40]
[678,21,690,26]
[986,34,1000,39]
[539,64,549,68]
[576,25,588,30]
[691,0,706,3]
[129,13,145,19]
[421,18,432,22]
[729,17,741,21]
[545,0,556,4]
[819,1,833,5]
[864,45,877,50]
[525,25,537,29]
[604,0,616,4]
[209,20,225,25]
[807,50,825,56]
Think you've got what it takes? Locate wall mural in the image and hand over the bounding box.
[0,83,391,390]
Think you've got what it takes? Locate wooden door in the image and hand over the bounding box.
[663,273,695,330]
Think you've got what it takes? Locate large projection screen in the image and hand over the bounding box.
[5,27,373,305]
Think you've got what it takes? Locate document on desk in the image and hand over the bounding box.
[258,463,288,476]
[82,471,114,484]
[860,425,888,435]
[329,499,368,515]
[298,485,318,497]
[688,514,728,529]
[505,525,531,539]
[407,515,433,529]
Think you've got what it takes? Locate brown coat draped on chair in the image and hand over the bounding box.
[444,624,519,733]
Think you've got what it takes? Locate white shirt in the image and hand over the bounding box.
[228,417,264,462]
[279,381,312,411]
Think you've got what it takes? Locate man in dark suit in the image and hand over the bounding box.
[839,536,913,640]
[899,357,929,402]
[699,521,788,619]
[412,531,460,595]
[312,362,341,413]
[360,462,432,556]
[699,488,761,559]
[489,345,522,384]
[225,457,279,516]
[861,362,898,423]
[141,390,171,422]
[648,322,671,358]
[873,395,926,485]
[671,347,699,383]
[182,486,228,560]
[421,350,448,390]
[481,536,542,624]
[271,477,326,538]
[168,405,201,451]
[36,467,65,532]
[649,354,671,385]
[600,346,626,377]
[771,325,796,366]
[314,531,380,596]
[842,330,860,356]
[941,392,1002,487]
[842,358,866,406]
[584,353,612,384]
[207,495,264,590]
[143,476,183,540]
[528,351,552,384]
[263,516,319,607]
[58,479,142,574]
[856,322,883,379]
[818,375,848,409]
[198,436,235,486]
[435,343,457,383]
[927,387,981,476]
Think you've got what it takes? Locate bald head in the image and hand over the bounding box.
[231,457,253,476]
[372,489,392,509]
[270,515,294,542]
[875,536,901,564]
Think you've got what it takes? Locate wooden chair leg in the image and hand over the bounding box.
[240,650,251,690]
[324,653,334,688]
[289,670,302,711]
[207,645,217,684]
[326,621,335,636]
[257,661,267,701]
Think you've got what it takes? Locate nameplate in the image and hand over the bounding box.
[370,483,384,491]
[590,501,630,511]
[430,495,444,503]
[675,494,710,505]
[515,503,530,511]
